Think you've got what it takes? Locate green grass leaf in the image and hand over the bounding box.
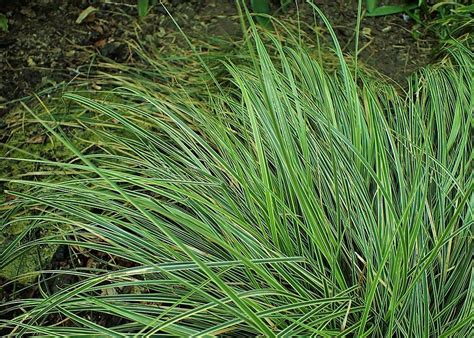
[137,0,149,18]
[0,13,8,32]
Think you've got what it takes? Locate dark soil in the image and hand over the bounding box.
[0,0,436,118]
[0,0,238,118]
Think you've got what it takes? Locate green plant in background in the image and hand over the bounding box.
[0,13,8,32]
[137,0,159,18]
[365,0,472,42]
[137,0,149,18]
[251,0,272,26]
[366,0,421,16]
[1,3,472,335]
[250,0,291,27]
[429,1,474,40]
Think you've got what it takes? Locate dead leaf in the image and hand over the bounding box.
[101,288,117,296]
[27,56,36,67]
[26,135,46,144]
[86,258,95,268]
[157,26,166,38]
[94,38,106,49]
[362,27,372,38]
[92,24,104,35]
[20,7,36,18]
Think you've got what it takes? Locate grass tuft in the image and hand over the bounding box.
[1,11,472,336]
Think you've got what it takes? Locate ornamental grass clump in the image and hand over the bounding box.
[1,8,472,337]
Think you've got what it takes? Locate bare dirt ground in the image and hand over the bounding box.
[0,0,435,118]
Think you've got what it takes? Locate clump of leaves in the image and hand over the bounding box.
[428,1,473,40]
[366,0,473,43]
[1,5,472,337]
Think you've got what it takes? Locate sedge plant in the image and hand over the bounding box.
[0,3,472,336]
